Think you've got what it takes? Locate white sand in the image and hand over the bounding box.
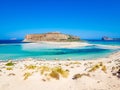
[39,41,90,48]
[0,51,120,90]
[22,41,91,49]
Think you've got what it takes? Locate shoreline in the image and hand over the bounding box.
[0,51,120,90]
[0,50,119,62]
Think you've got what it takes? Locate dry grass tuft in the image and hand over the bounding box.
[72,73,90,80]
[52,66,69,78]
[49,71,59,80]
[25,65,37,70]
[39,66,51,75]
[6,67,13,70]
[101,65,107,73]
[23,72,33,80]
[88,62,107,73]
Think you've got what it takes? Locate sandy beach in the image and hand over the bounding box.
[0,51,120,90]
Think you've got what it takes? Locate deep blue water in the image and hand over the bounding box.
[0,40,22,44]
[86,40,120,46]
[0,40,119,61]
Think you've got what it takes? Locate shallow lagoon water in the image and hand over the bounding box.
[0,40,119,61]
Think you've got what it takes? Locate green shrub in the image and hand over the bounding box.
[6,61,14,66]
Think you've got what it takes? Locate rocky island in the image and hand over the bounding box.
[23,32,80,42]
[102,36,120,41]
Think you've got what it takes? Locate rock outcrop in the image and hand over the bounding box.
[102,36,113,40]
[23,32,80,42]
[102,36,120,41]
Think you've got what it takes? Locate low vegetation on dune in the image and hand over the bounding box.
[5,61,15,71]
[49,71,60,80]
[6,67,13,70]
[8,73,15,76]
[72,73,90,80]
[101,65,107,73]
[23,65,69,80]
[25,65,37,70]
[23,72,33,80]
[39,66,51,75]
[72,62,108,80]
[88,62,107,73]
[2,60,113,81]
[6,61,15,66]
[51,66,69,78]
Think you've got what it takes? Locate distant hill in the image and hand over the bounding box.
[102,36,120,41]
[23,32,80,42]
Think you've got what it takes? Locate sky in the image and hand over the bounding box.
[0,0,120,39]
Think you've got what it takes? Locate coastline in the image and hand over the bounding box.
[0,50,119,62]
[0,51,120,90]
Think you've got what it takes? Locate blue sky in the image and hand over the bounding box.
[0,0,120,39]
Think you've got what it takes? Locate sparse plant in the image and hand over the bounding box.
[6,67,13,70]
[25,65,37,70]
[6,61,15,66]
[39,66,51,75]
[23,72,33,80]
[49,71,59,80]
[101,65,107,73]
[52,66,69,78]
[72,73,90,80]
[61,70,69,78]
[8,73,15,76]
[88,62,107,73]
[72,74,81,80]
[88,64,100,72]
[72,62,81,64]
[98,62,103,66]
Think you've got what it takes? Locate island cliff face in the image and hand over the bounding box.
[23,32,80,42]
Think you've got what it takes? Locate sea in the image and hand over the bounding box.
[0,40,120,61]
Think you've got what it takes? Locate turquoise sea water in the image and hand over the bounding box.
[0,40,120,61]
